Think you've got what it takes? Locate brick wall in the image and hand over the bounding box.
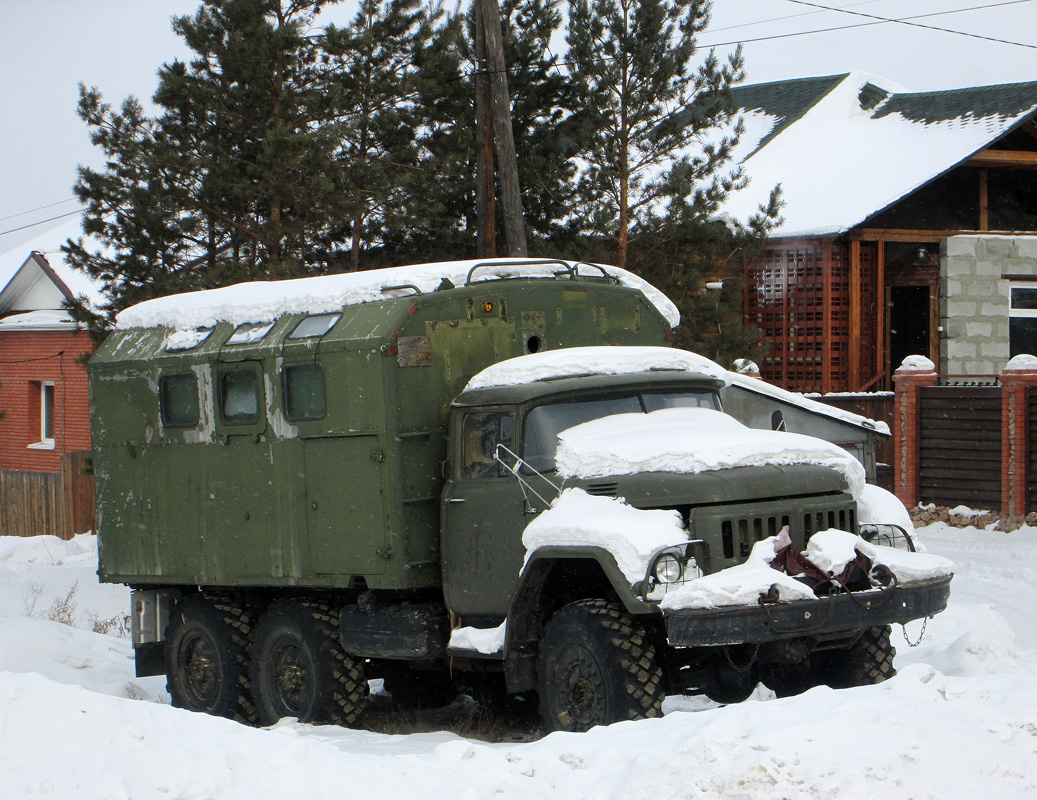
[0,329,95,473]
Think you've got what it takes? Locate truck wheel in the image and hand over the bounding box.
[538,599,664,732]
[251,600,368,726]
[820,625,898,689]
[166,593,257,724]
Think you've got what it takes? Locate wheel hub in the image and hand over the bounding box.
[560,651,605,727]
[182,634,219,707]
[273,643,311,713]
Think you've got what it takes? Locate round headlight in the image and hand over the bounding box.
[653,553,683,584]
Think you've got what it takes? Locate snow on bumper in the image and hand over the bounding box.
[663,574,953,648]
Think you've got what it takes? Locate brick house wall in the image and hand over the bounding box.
[0,328,94,472]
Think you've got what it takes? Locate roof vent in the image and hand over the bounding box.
[858,83,890,112]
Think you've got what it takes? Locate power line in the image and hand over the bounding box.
[780,0,1037,50]
[0,210,82,240]
[539,0,1037,80]
[707,0,889,34]
[0,198,77,225]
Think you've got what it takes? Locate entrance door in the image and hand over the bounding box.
[889,286,931,373]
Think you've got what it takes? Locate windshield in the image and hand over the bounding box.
[521,389,720,473]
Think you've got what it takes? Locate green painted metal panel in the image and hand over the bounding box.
[305,436,387,575]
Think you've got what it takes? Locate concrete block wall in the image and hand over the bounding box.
[941,235,1037,375]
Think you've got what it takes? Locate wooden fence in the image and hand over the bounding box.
[0,451,94,539]
[918,386,1002,509]
[893,364,1037,519]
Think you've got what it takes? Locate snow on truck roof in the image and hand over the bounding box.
[464,346,887,435]
[114,258,681,331]
[463,346,731,390]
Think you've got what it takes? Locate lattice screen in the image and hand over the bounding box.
[745,241,880,393]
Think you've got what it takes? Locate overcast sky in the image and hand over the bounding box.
[2,0,1035,255]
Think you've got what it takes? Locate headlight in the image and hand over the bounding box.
[653,553,684,584]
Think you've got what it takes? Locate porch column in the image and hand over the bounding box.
[1001,356,1037,518]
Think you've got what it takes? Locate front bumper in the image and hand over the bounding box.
[664,575,952,648]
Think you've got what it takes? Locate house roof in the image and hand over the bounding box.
[0,214,104,318]
[720,72,1037,239]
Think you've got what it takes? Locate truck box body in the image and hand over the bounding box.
[90,261,674,590]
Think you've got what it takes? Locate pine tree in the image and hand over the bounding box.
[565,0,779,365]
[502,0,582,250]
[65,0,351,321]
[324,0,440,270]
[567,0,737,266]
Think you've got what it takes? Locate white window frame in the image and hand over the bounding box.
[28,381,56,450]
[1009,282,1037,360]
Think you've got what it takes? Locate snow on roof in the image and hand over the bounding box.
[555,407,867,497]
[464,345,729,391]
[0,309,79,330]
[721,72,1037,238]
[114,259,681,331]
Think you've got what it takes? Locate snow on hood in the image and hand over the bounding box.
[464,346,729,391]
[522,489,688,583]
[660,529,954,611]
[555,407,867,497]
[114,259,680,331]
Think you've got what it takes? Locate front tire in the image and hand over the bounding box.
[538,599,664,732]
[165,593,257,724]
[823,625,897,688]
[251,600,368,726]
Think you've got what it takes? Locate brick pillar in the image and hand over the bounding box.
[893,358,939,508]
[1001,358,1037,518]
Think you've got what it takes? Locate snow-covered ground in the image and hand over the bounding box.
[2,524,1037,799]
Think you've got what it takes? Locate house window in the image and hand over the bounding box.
[41,382,55,443]
[28,381,56,449]
[1009,284,1037,358]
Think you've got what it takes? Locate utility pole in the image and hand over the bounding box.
[474,0,527,257]
[474,13,496,258]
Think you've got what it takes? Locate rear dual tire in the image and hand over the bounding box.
[165,593,257,724]
[251,600,368,726]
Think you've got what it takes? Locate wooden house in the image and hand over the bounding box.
[724,73,1037,392]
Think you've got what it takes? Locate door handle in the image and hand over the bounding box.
[446,498,465,504]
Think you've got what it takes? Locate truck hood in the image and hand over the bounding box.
[567,463,851,508]
[556,407,867,499]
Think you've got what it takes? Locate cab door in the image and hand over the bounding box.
[441,409,533,619]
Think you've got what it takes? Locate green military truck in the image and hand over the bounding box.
[90,258,952,732]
